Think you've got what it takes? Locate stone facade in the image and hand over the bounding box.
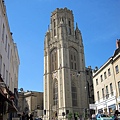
[44,8,91,120]
[18,91,43,119]
[93,39,120,115]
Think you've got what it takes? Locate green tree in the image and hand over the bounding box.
[67,112,72,120]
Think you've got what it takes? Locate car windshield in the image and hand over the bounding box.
[101,114,108,117]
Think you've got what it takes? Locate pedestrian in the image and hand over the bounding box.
[29,114,33,120]
[113,110,120,120]
[91,114,96,120]
[22,112,25,120]
[25,113,30,120]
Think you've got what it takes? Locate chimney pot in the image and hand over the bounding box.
[116,39,120,48]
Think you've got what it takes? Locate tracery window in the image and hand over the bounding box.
[53,80,58,106]
[50,48,57,72]
[72,82,77,106]
[69,47,78,70]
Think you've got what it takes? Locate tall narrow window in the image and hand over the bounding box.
[106,86,109,99]
[69,47,78,70]
[72,82,77,106]
[97,91,100,101]
[2,24,5,42]
[102,88,104,100]
[0,55,2,74]
[51,49,57,72]
[96,79,98,85]
[74,55,77,70]
[6,70,8,85]
[108,68,111,76]
[53,19,56,36]
[9,73,10,88]
[55,53,57,69]
[8,44,10,59]
[3,63,5,80]
[118,82,120,96]
[53,80,58,106]
[68,20,71,35]
[115,65,119,74]
[110,83,113,96]
[5,35,7,51]
[104,72,107,79]
[100,75,103,82]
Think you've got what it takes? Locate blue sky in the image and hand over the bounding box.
[5,0,120,92]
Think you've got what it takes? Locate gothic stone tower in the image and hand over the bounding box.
[44,8,87,120]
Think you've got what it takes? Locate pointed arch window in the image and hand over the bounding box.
[69,47,78,70]
[53,19,56,36]
[72,82,77,106]
[68,20,71,35]
[51,48,58,72]
[53,80,58,105]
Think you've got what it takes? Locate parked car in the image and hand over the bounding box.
[96,114,112,120]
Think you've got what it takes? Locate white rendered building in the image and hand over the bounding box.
[93,40,120,116]
[0,0,20,119]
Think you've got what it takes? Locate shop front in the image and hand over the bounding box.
[0,76,18,120]
[108,104,116,116]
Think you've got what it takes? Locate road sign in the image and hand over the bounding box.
[89,104,96,110]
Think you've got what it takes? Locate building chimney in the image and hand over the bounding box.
[116,39,120,48]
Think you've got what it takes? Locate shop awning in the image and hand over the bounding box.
[0,88,18,112]
[8,100,18,112]
[0,88,10,103]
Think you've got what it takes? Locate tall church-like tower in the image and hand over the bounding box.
[44,8,88,120]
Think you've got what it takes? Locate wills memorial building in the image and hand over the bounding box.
[44,8,88,120]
